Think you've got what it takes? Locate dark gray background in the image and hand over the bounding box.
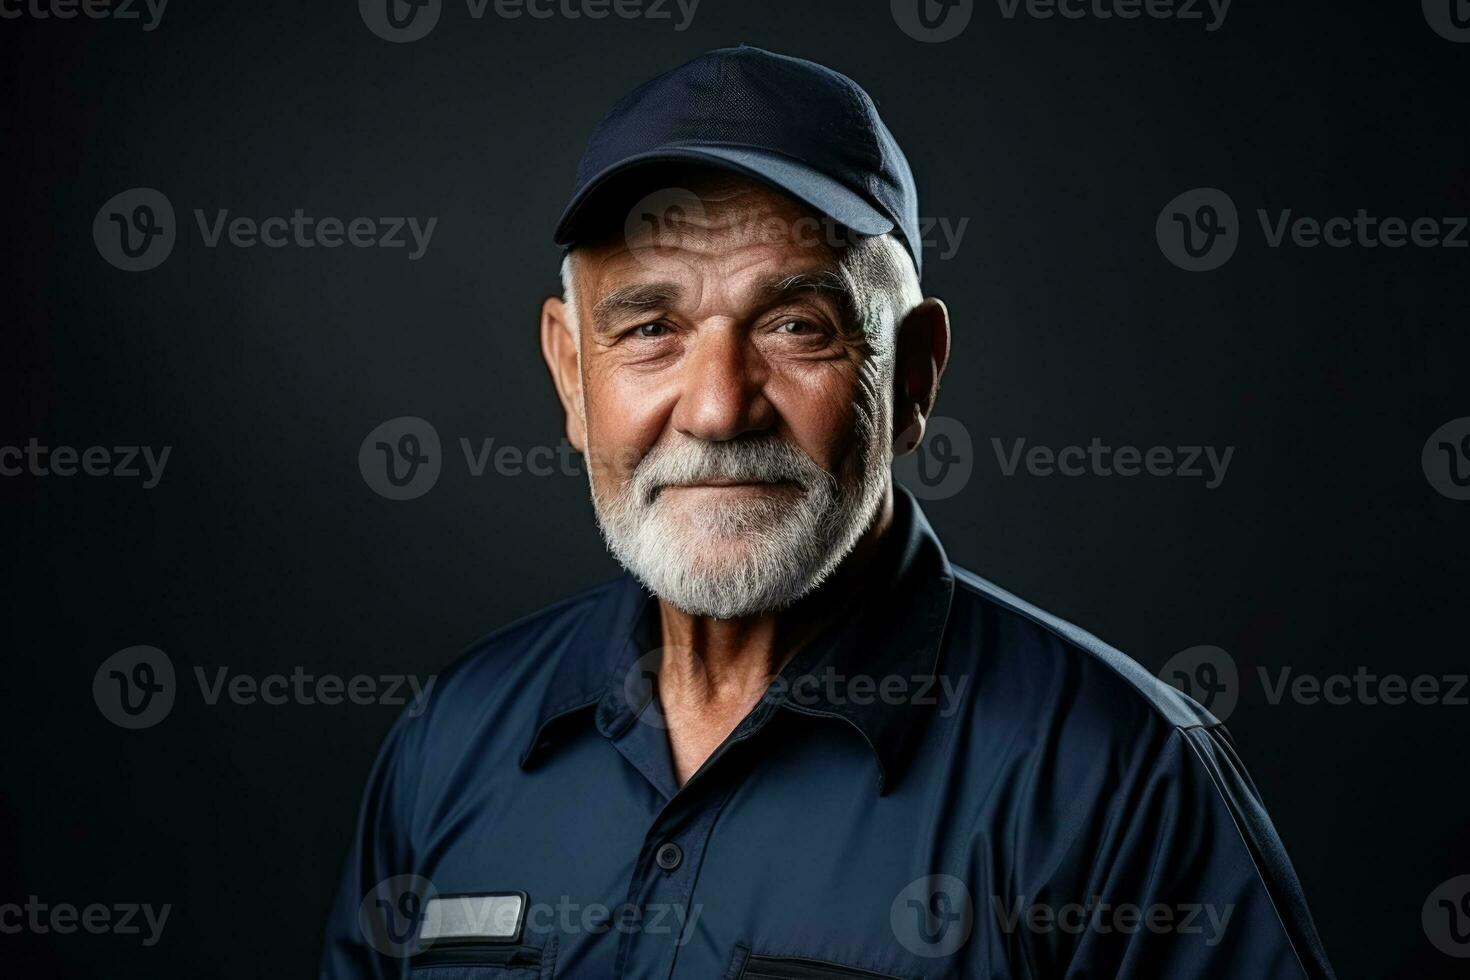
[3,0,1468,976]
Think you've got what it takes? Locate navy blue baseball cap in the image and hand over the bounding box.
[553,45,924,278]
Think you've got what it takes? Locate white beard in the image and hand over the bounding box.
[589,425,891,619]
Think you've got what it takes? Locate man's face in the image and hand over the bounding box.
[546,175,900,618]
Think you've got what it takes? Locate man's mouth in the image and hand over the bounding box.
[654,478,801,497]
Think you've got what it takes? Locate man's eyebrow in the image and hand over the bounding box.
[763,271,849,302]
[761,271,861,331]
[587,272,862,335]
[591,282,684,327]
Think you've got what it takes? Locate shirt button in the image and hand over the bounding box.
[654,841,683,872]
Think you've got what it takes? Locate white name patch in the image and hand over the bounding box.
[419,893,526,944]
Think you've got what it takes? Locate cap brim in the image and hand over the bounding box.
[553,144,895,247]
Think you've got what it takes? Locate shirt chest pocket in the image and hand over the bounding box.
[408,892,555,979]
[728,944,911,980]
[408,938,554,980]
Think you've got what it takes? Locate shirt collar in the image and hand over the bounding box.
[520,486,956,794]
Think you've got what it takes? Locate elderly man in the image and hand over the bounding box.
[321,46,1334,979]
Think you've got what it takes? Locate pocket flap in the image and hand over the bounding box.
[729,943,909,980]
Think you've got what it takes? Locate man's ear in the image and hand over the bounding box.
[892,297,951,456]
[540,295,586,452]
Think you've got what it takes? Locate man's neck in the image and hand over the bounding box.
[655,487,896,786]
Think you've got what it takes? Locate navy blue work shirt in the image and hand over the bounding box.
[321,488,1335,979]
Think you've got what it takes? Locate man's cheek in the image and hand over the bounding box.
[584,436,636,488]
[583,421,653,487]
[769,375,865,464]
[599,371,676,442]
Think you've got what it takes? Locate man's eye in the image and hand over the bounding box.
[776,320,818,335]
[633,322,670,338]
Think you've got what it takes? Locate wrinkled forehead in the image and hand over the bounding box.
[568,166,854,321]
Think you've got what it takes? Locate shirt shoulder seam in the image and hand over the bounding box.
[1173,728,1317,979]
[949,566,1220,729]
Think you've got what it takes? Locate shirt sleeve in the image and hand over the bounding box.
[1057,725,1335,979]
[318,708,424,980]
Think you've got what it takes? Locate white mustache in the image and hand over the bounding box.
[633,437,835,504]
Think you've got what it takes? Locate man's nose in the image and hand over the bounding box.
[670,328,775,443]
